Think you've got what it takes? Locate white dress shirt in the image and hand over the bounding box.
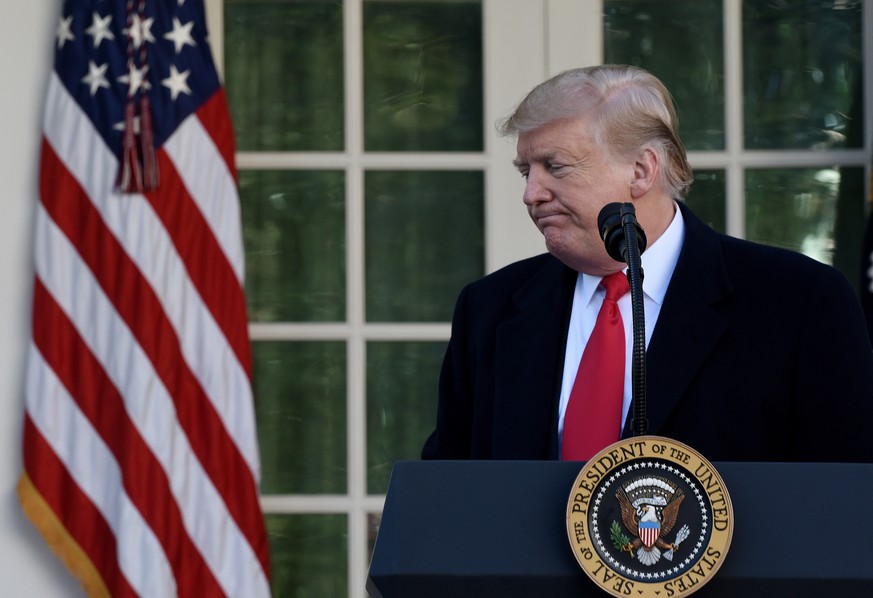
[558,204,686,443]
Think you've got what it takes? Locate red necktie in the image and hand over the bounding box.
[562,272,630,461]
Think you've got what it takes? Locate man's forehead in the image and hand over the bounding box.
[514,133,589,165]
[517,115,594,147]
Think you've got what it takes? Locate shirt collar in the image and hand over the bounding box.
[579,202,685,306]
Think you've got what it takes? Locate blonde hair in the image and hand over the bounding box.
[497,65,692,201]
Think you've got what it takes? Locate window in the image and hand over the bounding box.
[212,1,870,596]
[603,0,869,274]
[219,1,503,596]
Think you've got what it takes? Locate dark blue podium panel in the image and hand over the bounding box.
[367,461,873,597]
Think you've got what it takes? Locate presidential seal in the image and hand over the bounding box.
[566,436,733,597]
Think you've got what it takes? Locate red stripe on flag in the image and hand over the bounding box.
[22,415,138,598]
[197,89,239,184]
[38,138,270,576]
[145,148,252,377]
[31,279,224,597]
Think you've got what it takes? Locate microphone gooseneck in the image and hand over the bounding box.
[597,202,648,437]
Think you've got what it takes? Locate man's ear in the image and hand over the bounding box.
[629,147,659,199]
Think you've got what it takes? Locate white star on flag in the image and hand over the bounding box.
[124,13,156,49]
[162,65,193,100]
[113,116,142,134]
[164,17,196,54]
[56,15,75,49]
[85,12,115,48]
[81,60,110,96]
[118,63,151,96]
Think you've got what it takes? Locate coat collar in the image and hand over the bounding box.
[632,202,733,436]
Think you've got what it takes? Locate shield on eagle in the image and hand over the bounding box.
[639,519,660,548]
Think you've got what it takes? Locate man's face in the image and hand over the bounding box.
[514,114,633,275]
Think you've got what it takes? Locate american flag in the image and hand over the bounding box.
[18,1,271,596]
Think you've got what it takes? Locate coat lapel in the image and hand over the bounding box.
[493,257,576,458]
[637,204,733,436]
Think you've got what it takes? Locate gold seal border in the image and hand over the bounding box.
[566,436,734,598]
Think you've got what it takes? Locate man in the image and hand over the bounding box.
[421,65,873,463]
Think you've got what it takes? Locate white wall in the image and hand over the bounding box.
[0,3,80,596]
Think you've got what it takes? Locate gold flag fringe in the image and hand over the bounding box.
[17,473,111,598]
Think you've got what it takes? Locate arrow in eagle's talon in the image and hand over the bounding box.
[664,525,691,561]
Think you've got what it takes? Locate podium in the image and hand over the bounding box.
[367,460,873,597]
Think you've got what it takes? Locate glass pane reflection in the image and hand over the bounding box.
[604,0,725,150]
[745,167,863,265]
[363,0,484,151]
[265,514,347,597]
[253,341,347,494]
[239,170,345,323]
[367,341,444,494]
[743,0,863,150]
[686,170,726,233]
[225,0,344,151]
[365,170,484,322]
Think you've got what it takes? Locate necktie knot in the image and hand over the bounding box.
[601,272,630,302]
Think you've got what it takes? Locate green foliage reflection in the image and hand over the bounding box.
[239,170,346,323]
[363,1,483,151]
[265,514,348,598]
[225,1,344,151]
[366,341,444,494]
[743,0,862,150]
[365,170,484,322]
[253,341,347,494]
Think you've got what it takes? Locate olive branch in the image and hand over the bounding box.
[610,520,630,550]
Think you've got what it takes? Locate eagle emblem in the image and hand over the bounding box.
[613,476,689,566]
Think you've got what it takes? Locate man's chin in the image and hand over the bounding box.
[544,240,614,275]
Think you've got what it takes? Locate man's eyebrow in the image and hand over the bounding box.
[512,151,558,169]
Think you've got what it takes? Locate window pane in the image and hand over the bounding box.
[366,341,444,494]
[266,514,347,597]
[363,0,483,151]
[225,0,344,151]
[603,0,725,150]
[686,169,726,233]
[745,167,863,266]
[743,0,863,150]
[254,341,346,494]
[365,170,484,322]
[240,170,345,322]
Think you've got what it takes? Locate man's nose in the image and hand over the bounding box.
[522,170,551,206]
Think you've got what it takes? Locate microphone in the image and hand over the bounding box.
[597,202,649,437]
[598,202,647,263]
